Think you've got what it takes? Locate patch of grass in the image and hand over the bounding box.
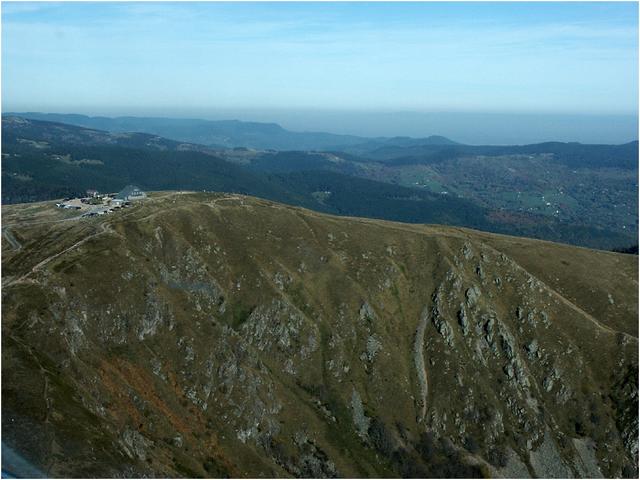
[226,302,255,329]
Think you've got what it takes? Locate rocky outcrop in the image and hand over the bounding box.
[466,285,481,308]
[1,192,637,478]
[351,389,370,439]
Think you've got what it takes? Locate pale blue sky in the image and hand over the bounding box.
[2,2,638,141]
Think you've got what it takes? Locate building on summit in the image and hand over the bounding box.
[116,185,146,201]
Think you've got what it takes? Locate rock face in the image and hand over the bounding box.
[2,192,638,478]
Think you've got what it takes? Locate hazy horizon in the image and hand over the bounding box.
[4,108,638,145]
[2,1,638,144]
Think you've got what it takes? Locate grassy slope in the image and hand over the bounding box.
[2,192,638,478]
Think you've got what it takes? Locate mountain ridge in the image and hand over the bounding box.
[2,191,637,477]
[7,112,637,151]
[4,112,459,150]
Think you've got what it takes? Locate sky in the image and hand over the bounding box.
[2,1,639,143]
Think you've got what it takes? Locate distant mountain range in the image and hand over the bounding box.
[6,112,460,151]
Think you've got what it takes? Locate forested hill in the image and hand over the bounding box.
[0,117,493,232]
[352,141,639,170]
[2,115,636,251]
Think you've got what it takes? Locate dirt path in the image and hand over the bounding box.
[4,221,113,288]
[3,227,22,251]
[483,242,638,341]
[3,194,236,288]
[546,283,637,341]
[3,213,85,229]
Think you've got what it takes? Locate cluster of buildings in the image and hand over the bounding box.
[55,185,146,217]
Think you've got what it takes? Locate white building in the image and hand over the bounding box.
[116,185,146,201]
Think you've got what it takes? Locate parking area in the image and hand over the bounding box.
[55,192,133,218]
